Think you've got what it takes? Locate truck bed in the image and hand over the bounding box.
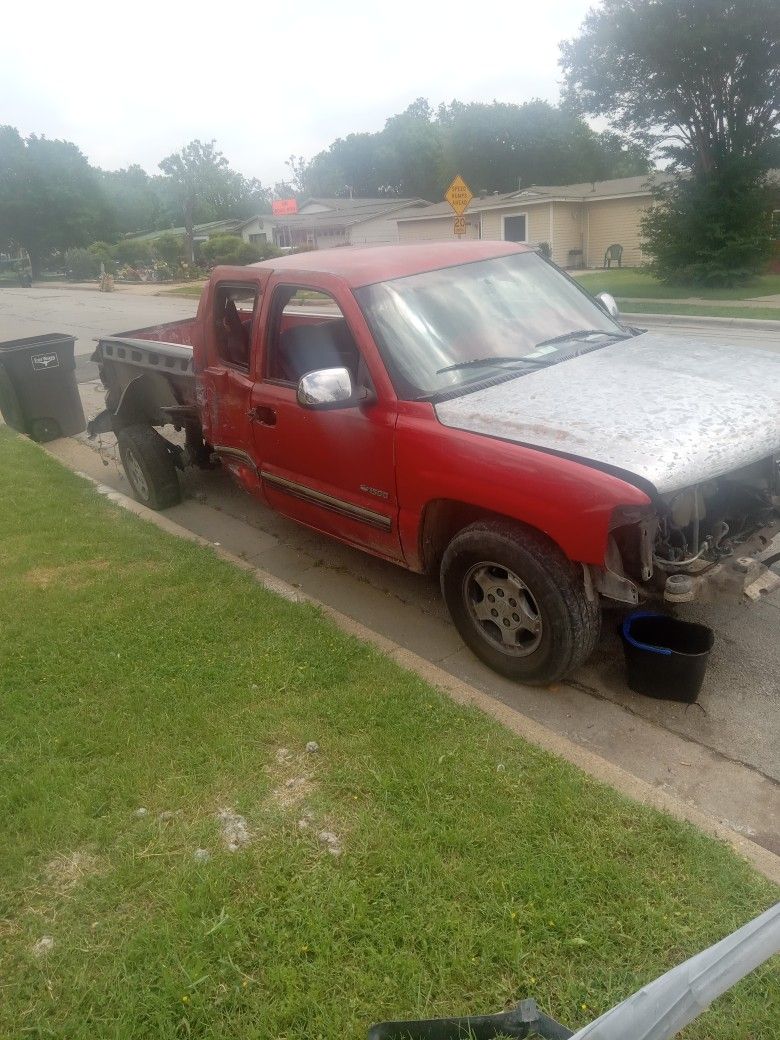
[90,319,198,431]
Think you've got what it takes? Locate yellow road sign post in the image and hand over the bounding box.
[445,175,473,217]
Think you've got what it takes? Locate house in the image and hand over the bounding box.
[396,173,676,268]
[239,197,429,251]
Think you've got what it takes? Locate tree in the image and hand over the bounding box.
[298,97,648,201]
[159,140,268,263]
[285,155,310,196]
[438,99,648,193]
[100,165,162,235]
[560,0,780,174]
[562,0,779,284]
[0,127,110,277]
[641,156,772,285]
[378,98,444,199]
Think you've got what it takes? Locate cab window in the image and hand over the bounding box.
[265,286,361,385]
[214,283,260,370]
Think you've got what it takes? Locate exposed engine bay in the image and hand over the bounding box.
[655,456,779,569]
[598,455,780,605]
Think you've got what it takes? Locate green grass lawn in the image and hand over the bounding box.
[575,269,780,301]
[623,302,780,321]
[0,429,776,1039]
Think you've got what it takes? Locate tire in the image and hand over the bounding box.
[117,424,181,510]
[440,520,601,685]
[0,363,26,432]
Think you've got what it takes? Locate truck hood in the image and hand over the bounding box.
[434,332,780,494]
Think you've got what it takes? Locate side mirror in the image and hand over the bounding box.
[596,291,620,319]
[297,367,372,410]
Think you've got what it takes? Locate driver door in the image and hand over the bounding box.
[249,282,403,562]
[200,273,270,498]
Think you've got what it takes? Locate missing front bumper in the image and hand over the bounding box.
[660,523,780,603]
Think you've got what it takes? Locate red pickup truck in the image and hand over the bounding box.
[90,242,780,684]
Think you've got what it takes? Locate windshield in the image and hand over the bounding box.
[355,252,627,399]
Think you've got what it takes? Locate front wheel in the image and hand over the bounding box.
[117,424,181,510]
[440,520,600,685]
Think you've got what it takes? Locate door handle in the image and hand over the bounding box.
[248,405,277,426]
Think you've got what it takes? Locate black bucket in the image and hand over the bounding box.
[620,611,714,703]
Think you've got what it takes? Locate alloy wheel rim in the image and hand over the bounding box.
[463,561,543,657]
[125,448,150,501]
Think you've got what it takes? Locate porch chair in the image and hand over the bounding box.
[603,243,623,269]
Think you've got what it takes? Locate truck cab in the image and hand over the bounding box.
[197,264,404,563]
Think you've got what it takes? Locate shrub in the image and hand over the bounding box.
[641,159,772,287]
[537,241,552,260]
[154,232,185,269]
[200,234,271,267]
[113,238,153,266]
[64,247,100,281]
[88,241,116,275]
[255,241,283,261]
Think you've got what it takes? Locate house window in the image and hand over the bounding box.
[274,227,293,248]
[249,233,267,244]
[503,215,527,242]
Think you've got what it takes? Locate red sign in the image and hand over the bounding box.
[272,198,298,216]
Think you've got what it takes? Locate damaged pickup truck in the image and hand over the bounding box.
[89,242,780,684]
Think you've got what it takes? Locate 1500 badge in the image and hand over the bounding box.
[360,484,389,500]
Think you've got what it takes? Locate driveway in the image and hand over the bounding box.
[3,285,779,851]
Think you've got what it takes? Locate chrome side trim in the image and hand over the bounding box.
[261,470,392,532]
[213,445,257,470]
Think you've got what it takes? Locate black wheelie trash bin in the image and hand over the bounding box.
[0,333,85,442]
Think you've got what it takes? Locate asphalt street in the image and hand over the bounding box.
[3,284,778,851]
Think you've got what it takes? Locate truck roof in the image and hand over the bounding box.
[250,241,532,288]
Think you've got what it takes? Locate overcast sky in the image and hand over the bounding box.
[2,0,597,186]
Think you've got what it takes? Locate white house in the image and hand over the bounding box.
[239,197,429,251]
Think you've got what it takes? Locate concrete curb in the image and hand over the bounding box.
[623,312,780,331]
[57,461,779,886]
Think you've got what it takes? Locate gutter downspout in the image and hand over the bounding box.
[549,202,554,262]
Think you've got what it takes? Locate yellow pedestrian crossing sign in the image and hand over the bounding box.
[445,175,473,216]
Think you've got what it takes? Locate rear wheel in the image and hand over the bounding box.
[117,424,181,510]
[440,520,600,685]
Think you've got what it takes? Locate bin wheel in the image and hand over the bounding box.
[117,424,181,510]
[440,520,601,685]
[29,418,63,443]
[0,363,26,432]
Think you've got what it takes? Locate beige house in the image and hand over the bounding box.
[239,197,429,251]
[396,173,674,268]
